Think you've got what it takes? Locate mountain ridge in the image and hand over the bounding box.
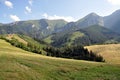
[0,9,120,47]
[76,12,104,28]
[104,9,120,33]
[43,25,120,47]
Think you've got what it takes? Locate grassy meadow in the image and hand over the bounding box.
[86,44,120,64]
[0,39,120,80]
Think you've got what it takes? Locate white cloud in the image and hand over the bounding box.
[10,15,20,21]
[42,13,76,22]
[107,0,120,5]
[29,0,33,6]
[25,6,32,13]
[4,0,13,8]
[43,13,48,18]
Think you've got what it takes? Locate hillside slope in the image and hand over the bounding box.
[76,13,104,28]
[86,44,120,64]
[43,25,119,47]
[0,19,67,39]
[104,9,120,33]
[0,39,120,80]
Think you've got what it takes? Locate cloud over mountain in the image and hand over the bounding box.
[42,13,76,22]
[10,15,20,21]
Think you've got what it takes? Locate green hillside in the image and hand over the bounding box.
[0,39,120,80]
[0,19,67,39]
[43,25,119,47]
[0,23,2,26]
[43,31,85,46]
[2,34,46,48]
[0,34,47,55]
[43,35,53,44]
[80,25,119,44]
[17,34,46,48]
[65,31,85,46]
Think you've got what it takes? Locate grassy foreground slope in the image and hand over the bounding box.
[0,39,120,80]
[86,44,120,64]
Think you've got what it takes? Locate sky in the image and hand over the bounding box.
[1,0,120,23]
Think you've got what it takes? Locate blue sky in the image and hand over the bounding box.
[1,0,120,23]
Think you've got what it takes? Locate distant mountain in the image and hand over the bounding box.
[59,22,77,33]
[0,19,67,39]
[0,9,120,47]
[59,13,104,33]
[0,23,2,26]
[76,13,104,28]
[43,25,119,47]
[104,9,120,33]
[80,25,119,43]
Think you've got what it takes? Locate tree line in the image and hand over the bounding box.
[0,36,105,62]
[43,45,105,62]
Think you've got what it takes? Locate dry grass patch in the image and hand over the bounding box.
[86,44,120,64]
[6,34,27,45]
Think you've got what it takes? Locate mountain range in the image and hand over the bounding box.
[1,9,120,47]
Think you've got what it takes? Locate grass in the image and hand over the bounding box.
[86,44,120,64]
[70,31,84,41]
[6,34,27,45]
[0,39,120,80]
[43,36,53,44]
[66,31,85,46]
[18,34,46,48]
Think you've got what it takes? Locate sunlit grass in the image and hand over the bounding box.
[0,39,120,80]
[6,34,27,44]
[86,44,120,64]
[43,36,53,44]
